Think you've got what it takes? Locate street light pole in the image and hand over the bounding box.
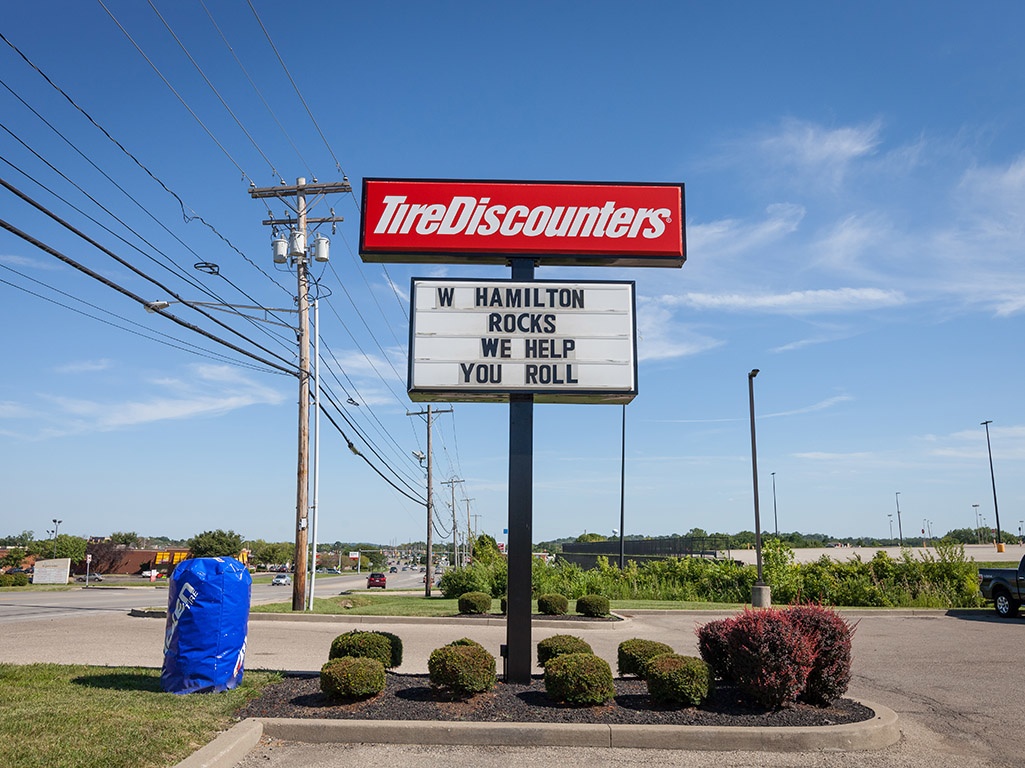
[771,472,778,537]
[888,513,893,542]
[747,369,769,607]
[981,421,1003,546]
[895,492,904,547]
[51,518,62,559]
[973,504,981,544]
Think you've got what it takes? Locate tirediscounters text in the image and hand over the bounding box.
[408,280,637,404]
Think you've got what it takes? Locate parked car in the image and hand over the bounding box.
[140,570,165,578]
[389,566,398,573]
[978,555,1025,617]
[75,574,103,582]
[327,567,341,574]
[272,574,292,586]
[367,572,386,589]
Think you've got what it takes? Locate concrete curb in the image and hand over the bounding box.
[174,719,263,768]
[252,699,899,751]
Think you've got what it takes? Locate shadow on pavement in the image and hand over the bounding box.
[945,609,1024,624]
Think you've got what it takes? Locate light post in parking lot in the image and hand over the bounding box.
[894,492,904,547]
[747,369,769,607]
[980,420,1003,547]
[888,513,893,542]
[973,505,981,544]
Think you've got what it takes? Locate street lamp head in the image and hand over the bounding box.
[749,369,759,378]
[981,420,992,426]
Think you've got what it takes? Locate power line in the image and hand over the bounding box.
[146,0,281,182]
[246,0,346,175]
[198,0,315,179]
[0,174,297,369]
[0,266,281,374]
[0,217,297,376]
[0,29,291,297]
[96,0,256,185]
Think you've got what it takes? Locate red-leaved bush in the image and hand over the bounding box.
[784,603,855,705]
[726,608,814,709]
[695,617,735,681]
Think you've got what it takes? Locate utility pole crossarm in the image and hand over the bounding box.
[249,180,352,198]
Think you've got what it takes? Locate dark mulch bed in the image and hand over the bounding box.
[237,673,873,728]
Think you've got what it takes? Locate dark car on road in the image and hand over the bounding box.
[367,572,386,589]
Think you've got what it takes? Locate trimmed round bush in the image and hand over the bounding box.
[644,654,714,705]
[617,638,674,677]
[785,604,855,704]
[375,630,404,669]
[544,653,615,705]
[448,637,485,649]
[0,574,14,587]
[428,643,496,694]
[537,634,593,668]
[500,595,507,615]
[458,591,492,614]
[576,594,610,617]
[320,656,385,699]
[11,573,29,586]
[328,630,394,668]
[696,617,735,681]
[537,593,569,615]
[728,608,814,709]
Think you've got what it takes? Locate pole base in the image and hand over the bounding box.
[751,584,772,608]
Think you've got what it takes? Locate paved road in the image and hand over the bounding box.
[0,569,427,624]
[0,606,1020,767]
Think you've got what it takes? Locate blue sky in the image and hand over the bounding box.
[1,2,1023,546]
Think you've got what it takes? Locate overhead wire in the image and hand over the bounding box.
[96,0,256,186]
[0,29,292,297]
[0,120,296,351]
[245,0,345,175]
[198,0,314,179]
[0,173,297,369]
[0,217,297,376]
[0,264,282,374]
[146,0,282,183]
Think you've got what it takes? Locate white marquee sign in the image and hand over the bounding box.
[409,279,636,404]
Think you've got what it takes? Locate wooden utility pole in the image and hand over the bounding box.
[407,405,451,595]
[250,177,348,612]
[442,478,464,566]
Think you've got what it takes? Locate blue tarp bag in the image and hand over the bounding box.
[161,556,251,694]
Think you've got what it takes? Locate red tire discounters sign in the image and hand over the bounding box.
[360,178,685,267]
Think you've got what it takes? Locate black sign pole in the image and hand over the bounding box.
[506,257,535,684]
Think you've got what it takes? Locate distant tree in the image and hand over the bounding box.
[1,548,26,569]
[0,531,34,547]
[471,533,502,565]
[942,528,978,545]
[27,535,87,563]
[109,531,139,547]
[575,532,607,543]
[185,529,244,558]
[85,540,131,573]
[367,550,387,569]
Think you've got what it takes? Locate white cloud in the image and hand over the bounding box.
[763,395,853,418]
[635,304,723,362]
[688,203,805,260]
[0,253,62,271]
[0,401,33,419]
[661,287,906,315]
[758,118,883,186]
[54,359,114,374]
[793,451,878,461]
[922,425,1025,461]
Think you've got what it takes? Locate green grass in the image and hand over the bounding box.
[0,585,73,592]
[972,560,1021,570]
[0,664,280,768]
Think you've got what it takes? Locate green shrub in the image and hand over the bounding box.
[728,608,813,709]
[375,630,404,668]
[438,567,487,599]
[785,604,855,704]
[428,643,496,694]
[0,574,14,587]
[696,617,735,680]
[11,573,29,587]
[458,591,492,614]
[448,638,484,649]
[576,594,610,617]
[644,654,714,705]
[537,634,593,667]
[328,630,394,668]
[537,593,569,615]
[544,653,615,705]
[500,595,507,614]
[320,656,385,699]
[617,638,674,677]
